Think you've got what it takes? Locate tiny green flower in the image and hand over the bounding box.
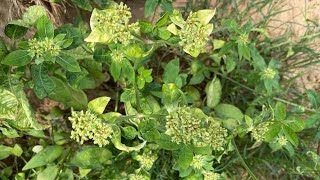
[277,136,287,146]
[191,155,205,169]
[261,68,276,79]
[203,171,221,180]
[252,122,271,142]
[135,153,158,170]
[129,174,149,180]
[238,33,250,44]
[28,38,61,58]
[111,49,125,62]
[68,110,113,147]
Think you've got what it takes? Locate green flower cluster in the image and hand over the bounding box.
[252,122,272,142]
[135,153,158,170]
[178,12,209,54]
[94,2,139,45]
[191,155,206,169]
[111,49,125,62]
[203,171,221,180]
[28,37,61,58]
[165,107,228,150]
[128,174,149,180]
[277,136,287,146]
[261,68,277,79]
[68,110,113,147]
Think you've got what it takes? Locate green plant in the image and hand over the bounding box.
[1,1,320,179]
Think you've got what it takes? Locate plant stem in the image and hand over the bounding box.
[232,139,258,180]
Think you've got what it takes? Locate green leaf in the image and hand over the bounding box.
[167,23,178,35]
[36,16,54,39]
[7,84,47,130]
[195,9,215,25]
[163,58,179,84]
[282,125,298,147]
[238,43,250,60]
[122,44,145,59]
[72,0,93,11]
[265,123,281,141]
[88,97,111,114]
[12,144,23,157]
[0,88,19,120]
[306,90,320,109]
[0,145,13,160]
[144,0,159,17]
[31,64,55,99]
[304,113,320,129]
[206,77,222,108]
[69,146,112,169]
[160,0,173,14]
[111,126,146,152]
[1,50,32,66]
[56,53,81,72]
[213,39,225,50]
[58,168,74,180]
[178,145,193,169]
[37,165,59,180]
[156,12,169,27]
[121,59,135,82]
[55,24,84,49]
[139,21,153,33]
[22,145,63,170]
[157,27,171,40]
[22,5,47,26]
[110,61,121,81]
[169,9,184,28]
[4,23,28,40]
[48,77,88,110]
[155,134,181,150]
[214,103,244,121]
[122,126,138,140]
[286,116,305,132]
[274,102,286,121]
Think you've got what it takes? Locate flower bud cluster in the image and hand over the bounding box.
[68,110,113,147]
[191,155,205,169]
[28,38,61,58]
[261,68,277,79]
[252,122,272,142]
[128,174,149,180]
[178,12,210,55]
[165,107,228,150]
[111,49,125,62]
[203,171,221,180]
[135,153,158,170]
[95,2,139,45]
[277,136,287,146]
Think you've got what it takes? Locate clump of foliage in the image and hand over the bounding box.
[1,0,320,179]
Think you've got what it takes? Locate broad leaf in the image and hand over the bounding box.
[22,145,63,170]
[163,58,179,84]
[282,125,298,147]
[55,24,84,49]
[88,96,111,114]
[265,123,281,141]
[4,23,28,40]
[48,77,88,110]
[214,103,244,121]
[37,165,59,180]
[195,9,216,25]
[111,126,146,152]
[31,64,55,99]
[144,0,159,17]
[178,145,193,169]
[69,146,112,169]
[0,88,19,120]
[36,16,54,39]
[56,53,81,72]
[275,102,286,121]
[206,77,222,108]
[73,0,93,11]
[1,50,32,66]
[155,134,181,150]
[22,5,47,26]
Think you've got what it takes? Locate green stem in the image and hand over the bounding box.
[232,139,258,180]
[133,60,141,112]
[209,68,319,113]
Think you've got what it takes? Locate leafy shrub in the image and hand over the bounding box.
[0,1,320,179]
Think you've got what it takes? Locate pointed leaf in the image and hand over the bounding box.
[178,145,193,169]
[36,16,54,39]
[275,102,286,121]
[0,88,19,120]
[56,53,81,72]
[195,9,215,25]
[282,125,298,147]
[88,97,111,114]
[22,146,63,170]
[1,50,32,66]
[265,123,281,141]
[163,58,179,84]
[206,77,222,108]
[31,64,55,99]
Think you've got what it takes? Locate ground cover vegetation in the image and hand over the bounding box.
[0,0,320,179]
